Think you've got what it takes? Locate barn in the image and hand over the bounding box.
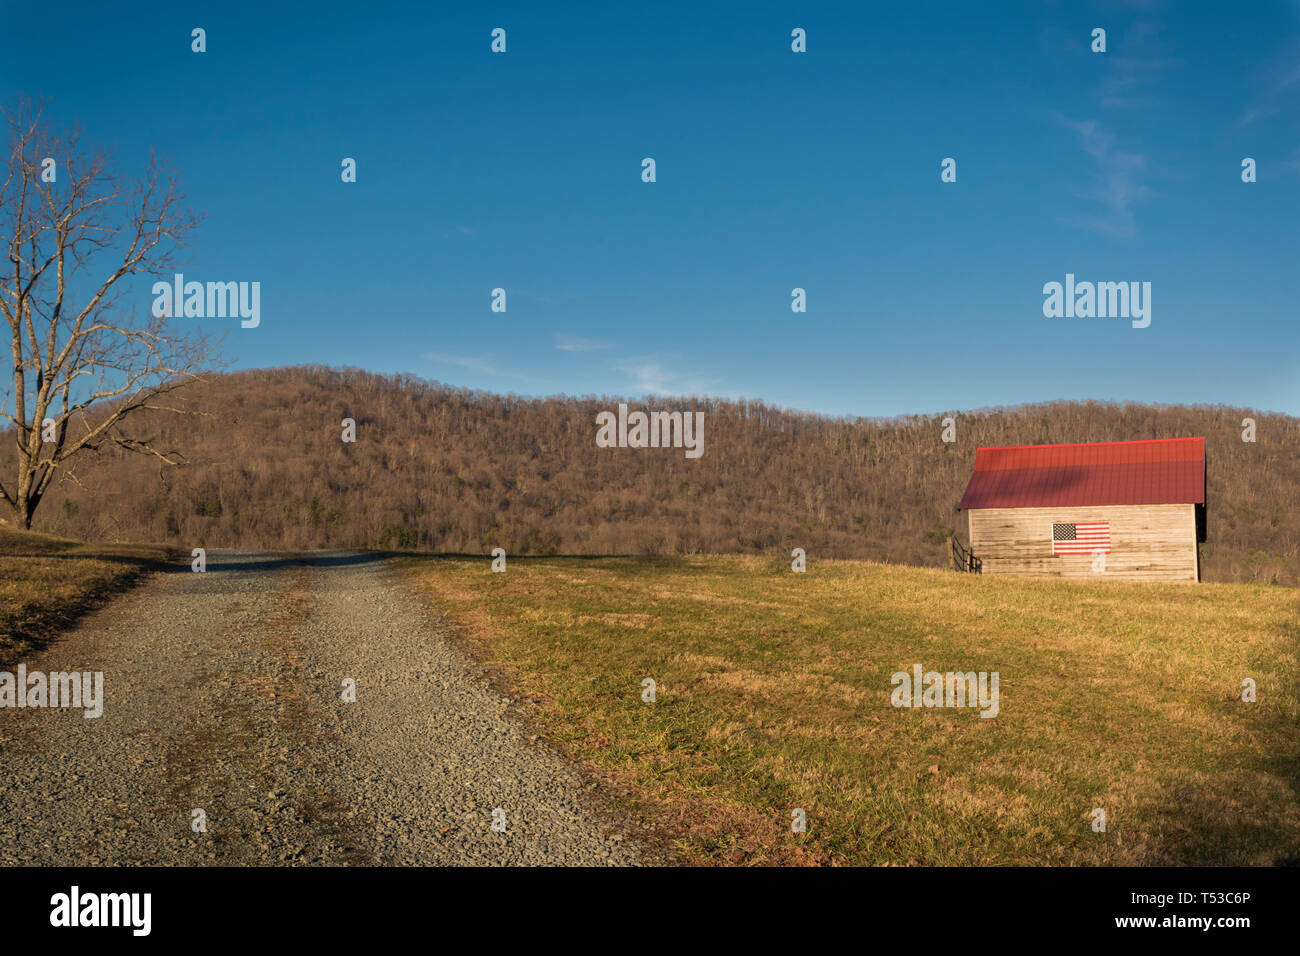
[957,437,1206,582]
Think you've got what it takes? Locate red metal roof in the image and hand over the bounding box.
[958,437,1205,509]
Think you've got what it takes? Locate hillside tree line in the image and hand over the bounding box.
[4,365,1297,585]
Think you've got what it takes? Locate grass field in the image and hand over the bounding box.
[398,554,1300,866]
[0,528,173,667]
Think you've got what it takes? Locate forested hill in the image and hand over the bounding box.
[13,365,1299,585]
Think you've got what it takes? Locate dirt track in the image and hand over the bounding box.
[0,551,637,865]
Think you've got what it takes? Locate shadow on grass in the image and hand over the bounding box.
[0,548,176,668]
[156,550,693,575]
[156,550,392,574]
[392,551,693,564]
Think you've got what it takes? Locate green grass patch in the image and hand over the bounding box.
[397,553,1300,866]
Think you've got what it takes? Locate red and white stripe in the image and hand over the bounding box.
[1053,522,1111,554]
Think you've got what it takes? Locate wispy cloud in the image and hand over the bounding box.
[1055,116,1152,239]
[1239,106,1277,128]
[422,352,500,375]
[1098,55,1178,111]
[1056,15,1180,111]
[422,351,550,386]
[552,333,608,352]
[614,359,674,394]
[1239,39,1300,126]
[613,358,717,397]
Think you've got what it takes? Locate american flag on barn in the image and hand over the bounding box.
[1052,522,1111,554]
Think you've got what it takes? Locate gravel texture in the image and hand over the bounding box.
[0,550,638,866]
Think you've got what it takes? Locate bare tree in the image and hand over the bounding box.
[0,97,216,530]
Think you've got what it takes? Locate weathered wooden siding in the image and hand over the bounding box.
[967,503,1199,582]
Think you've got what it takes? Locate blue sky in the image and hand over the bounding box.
[3,0,1298,417]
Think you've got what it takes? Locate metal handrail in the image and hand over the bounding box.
[951,535,982,573]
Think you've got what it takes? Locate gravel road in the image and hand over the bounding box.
[0,551,638,865]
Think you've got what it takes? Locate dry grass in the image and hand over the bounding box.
[397,553,1300,866]
[0,527,173,666]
